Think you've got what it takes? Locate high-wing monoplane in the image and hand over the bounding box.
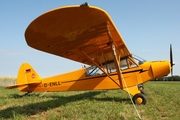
[6,3,173,104]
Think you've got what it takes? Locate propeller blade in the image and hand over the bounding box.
[170,44,174,76]
[170,44,173,67]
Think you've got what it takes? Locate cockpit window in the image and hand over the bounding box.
[85,62,116,76]
[128,59,137,68]
[132,54,146,65]
[120,59,128,70]
[85,54,146,76]
[85,66,103,76]
[120,57,138,70]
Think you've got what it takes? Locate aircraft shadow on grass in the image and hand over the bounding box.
[0,91,130,119]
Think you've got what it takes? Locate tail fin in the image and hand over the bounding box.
[6,63,41,92]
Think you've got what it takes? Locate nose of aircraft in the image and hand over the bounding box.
[151,60,171,78]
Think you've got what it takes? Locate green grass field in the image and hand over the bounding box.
[0,82,180,120]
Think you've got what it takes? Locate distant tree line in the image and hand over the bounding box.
[152,75,180,81]
[0,77,16,86]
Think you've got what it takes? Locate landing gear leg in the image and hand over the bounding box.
[39,91,47,97]
[138,84,146,96]
[123,85,147,105]
[20,92,31,97]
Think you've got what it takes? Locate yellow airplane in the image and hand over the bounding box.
[6,3,173,104]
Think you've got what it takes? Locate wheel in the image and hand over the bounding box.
[132,93,147,105]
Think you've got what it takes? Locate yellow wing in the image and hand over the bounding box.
[25,4,131,65]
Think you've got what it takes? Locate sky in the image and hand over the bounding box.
[1,0,180,77]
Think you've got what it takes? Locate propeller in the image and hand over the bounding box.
[170,44,175,76]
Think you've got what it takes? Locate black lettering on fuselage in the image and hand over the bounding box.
[44,83,47,87]
[44,81,61,87]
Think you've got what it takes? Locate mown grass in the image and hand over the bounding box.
[0,82,180,120]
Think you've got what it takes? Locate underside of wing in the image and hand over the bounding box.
[25,4,131,65]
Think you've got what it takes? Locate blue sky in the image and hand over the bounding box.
[1,0,180,77]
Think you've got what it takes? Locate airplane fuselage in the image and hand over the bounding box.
[20,60,170,96]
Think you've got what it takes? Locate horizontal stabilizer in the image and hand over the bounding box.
[6,81,41,89]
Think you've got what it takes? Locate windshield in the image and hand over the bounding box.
[132,54,146,65]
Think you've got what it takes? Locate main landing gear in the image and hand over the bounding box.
[132,84,147,105]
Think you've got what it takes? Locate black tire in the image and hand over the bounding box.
[132,93,147,105]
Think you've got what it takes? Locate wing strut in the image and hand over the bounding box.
[110,43,123,87]
[107,24,123,88]
[81,50,121,88]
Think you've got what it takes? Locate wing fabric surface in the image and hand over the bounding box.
[25,5,131,65]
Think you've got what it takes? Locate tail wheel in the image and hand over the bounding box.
[132,93,147,105]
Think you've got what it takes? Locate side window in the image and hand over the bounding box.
[106,62,116,73]
[120,57,138,70]
[120,59,128,70]
[85,66,103,76]
[128,59,137,68]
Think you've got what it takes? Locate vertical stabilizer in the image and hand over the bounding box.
[17,63,41,91]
